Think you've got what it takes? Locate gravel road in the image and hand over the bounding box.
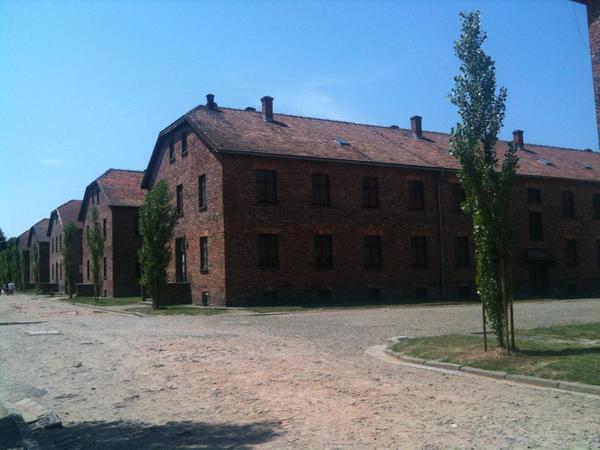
[1,294,599,449]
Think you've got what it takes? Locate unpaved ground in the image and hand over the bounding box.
[1,295,599,449]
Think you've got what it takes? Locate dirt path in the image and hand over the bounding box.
[1,294,599,448]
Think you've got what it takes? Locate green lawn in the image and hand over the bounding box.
[59,296,142,307]
[391,323,600,386]
[124,306,226,316]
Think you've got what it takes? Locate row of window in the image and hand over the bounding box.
[169,132,189,163]
[85,257,108,281]
[50,234,63,254]
[51,261,62,282]
[528,188,600,218]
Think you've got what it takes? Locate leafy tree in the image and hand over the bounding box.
[86,208,104,301]
[9,244,21,290]
[0,228,6,252]
[30,242,40,292]
[62,222,78,298]
[138,180,178,309]
[450,11,519,350]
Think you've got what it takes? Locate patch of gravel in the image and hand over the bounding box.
[0,294,599,449]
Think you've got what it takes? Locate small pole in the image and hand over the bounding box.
[482,300,487,352]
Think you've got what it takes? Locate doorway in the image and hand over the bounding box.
[175,237,187,283]
[529,263,550,297]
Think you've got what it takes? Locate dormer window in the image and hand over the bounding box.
[538,159,553,166]
[334,137,350,146]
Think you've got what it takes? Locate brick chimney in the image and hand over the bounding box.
[261,96,274,122]
[206,93,216,110]
[410,116,422,139]
[512,129,524,149]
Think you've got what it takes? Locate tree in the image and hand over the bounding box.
[62,222,78,298]
[138,180,178,309]
[450,11,519,350]
[86,208,104,301]
[9,244,21,290]
[31,242,40,292]
[0,228,6,252]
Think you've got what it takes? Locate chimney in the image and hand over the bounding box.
[410,115,422,138]
[261,96,274,122]
[206,93,216,110]
[512,129,524,149]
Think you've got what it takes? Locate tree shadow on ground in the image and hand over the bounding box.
[519,346,600,357]
[38,419,283,450]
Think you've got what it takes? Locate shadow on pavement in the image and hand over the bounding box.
[0,321,44,326]
[38,419,283,449]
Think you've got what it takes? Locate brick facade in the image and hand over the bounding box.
[48,200,83,293]
[581,0,600,147]
[79,170,144,297]
[142,99,600,306]
[27,219,50,285]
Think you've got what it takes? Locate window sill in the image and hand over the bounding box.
[200,269,209,274]
[199,206,207,212]
[169,159,176,165]
[182,151,188,157]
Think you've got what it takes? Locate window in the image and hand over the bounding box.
[411,236,427,267]
[200,237,208,272]
[311,174,330,206]
[181,132,188,156]
[566,239,577,266]
[529,211,543,241]
[257,234,279,268]
[87,260,90,281]
[102,218,107,240]
[454,236,470,268]
[60,234,62,251]
[451,184,466,212]
[198,175,207,210]
[408,180,424,210]
[314,235,333,269]
[175,237,187,282]
[51,238,54,254]
[52,264,55,281]
[96,190,100,204]
[169,140,175,163]
[562,191,574,217]
[528,188,542,204]
[362,177,379,208]
[59,262,62,281]
[256,170,277,204]
[594,194,600,219]
[103,257,107,280]
[597,240,600,267]
[176,184,183,215]
[364,235,382,268]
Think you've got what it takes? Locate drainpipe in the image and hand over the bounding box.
[436,170,447,299]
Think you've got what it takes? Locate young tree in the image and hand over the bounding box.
[9,244,21,290]
[30,242,40,292]
[62,222,78,298]
[86,208,104,301]
[450,11,519,350]
[138,180,178,309]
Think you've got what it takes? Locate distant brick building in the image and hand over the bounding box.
[78,169,144,297]
[141,95,600,306]
[47,200,83,293]
[27,218,50,288]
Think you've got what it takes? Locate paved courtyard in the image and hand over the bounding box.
[0,294,599,449]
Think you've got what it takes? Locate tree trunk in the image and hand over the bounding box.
[499,256,510,354]
[481,300,487,352]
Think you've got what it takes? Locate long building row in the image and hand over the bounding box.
[13,93,600,305]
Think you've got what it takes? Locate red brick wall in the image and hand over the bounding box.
[49,220,83,293]
[148,124,227,305]
[586,0,600,147]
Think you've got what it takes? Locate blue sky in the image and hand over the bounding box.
[0,0,595,237]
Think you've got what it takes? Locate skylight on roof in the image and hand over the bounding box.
[538,159,553,166]
[581,163,593,170]
[334,137,350,146]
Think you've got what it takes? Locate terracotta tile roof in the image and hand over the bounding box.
[178,106,600,183]
[47,200,83,237]
[78,169,145,221]
[28,218,50,246]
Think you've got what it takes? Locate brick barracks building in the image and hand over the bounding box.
[47,200,83,293]
[27,218,50,289]
[78,169,144,297]
[141,94,600,306]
